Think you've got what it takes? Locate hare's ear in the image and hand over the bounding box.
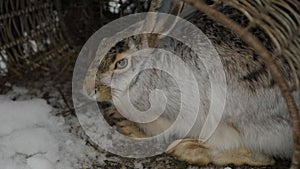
[148,0,184,15]
[142,0,184,48]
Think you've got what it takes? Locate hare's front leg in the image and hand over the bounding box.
[103,106,147,138]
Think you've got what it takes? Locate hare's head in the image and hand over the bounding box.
[87,0,185,104]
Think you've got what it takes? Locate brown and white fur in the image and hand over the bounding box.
[85,1,299,166]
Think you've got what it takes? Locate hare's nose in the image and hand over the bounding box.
[97,101,112,110]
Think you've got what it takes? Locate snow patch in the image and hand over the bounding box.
[0,95,99,169]
[27,155,55,169]
[0,99,51,136]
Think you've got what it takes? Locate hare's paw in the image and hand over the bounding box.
[116,120,147,138]
[103,107,146,138]
[166,139,274,166]
[166,139,211,165]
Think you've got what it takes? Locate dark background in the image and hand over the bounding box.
[60,0,151,48]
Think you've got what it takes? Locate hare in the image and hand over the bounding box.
[85,0,299,166]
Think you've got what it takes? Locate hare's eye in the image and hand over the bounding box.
[115,58,128,69]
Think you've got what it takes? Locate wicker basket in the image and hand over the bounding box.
[0,0,74,77]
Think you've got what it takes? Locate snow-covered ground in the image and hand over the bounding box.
[0,89,101,169]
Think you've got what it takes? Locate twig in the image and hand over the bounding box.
[56,87,74,113]
[181,0,300,168]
